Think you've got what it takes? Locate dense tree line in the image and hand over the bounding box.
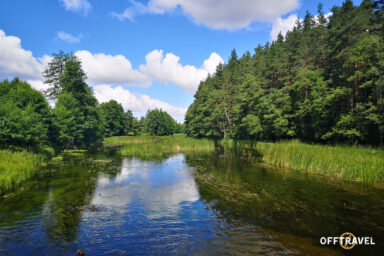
[0,52,180,154]
[186,0,384,146]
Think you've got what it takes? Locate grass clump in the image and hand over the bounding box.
[0,150,43,194]
[255,140,384,184]
[105,135,215,158]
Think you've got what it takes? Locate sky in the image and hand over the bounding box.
[0,0,362,122]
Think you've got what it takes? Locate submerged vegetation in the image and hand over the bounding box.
[1,1,383,193]
[190,151,384,256]
[0,150,43,194]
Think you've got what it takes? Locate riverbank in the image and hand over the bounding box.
[0,150,43,194]
[105,135,215,159]
[108,136,384,185]
[3,135,382,194]
[251,140,384,185]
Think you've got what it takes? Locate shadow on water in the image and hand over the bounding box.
[0,154,123,255]
[185,149,384,256]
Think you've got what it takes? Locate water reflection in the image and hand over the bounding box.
[186,150,384,256]
[0,151,382,255]
[91,155,200,218]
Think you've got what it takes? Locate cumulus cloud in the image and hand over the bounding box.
[0,29,43,80]
[75,50,152,87]
[60,0,91,15]
[112,0,299,30]
[93,85,187,122]
[0,29,216,121]
[139,50,223,92]
[270,12,332,41]
[270,14,299,41]
[26,79,50,91]
[75,50,223,92]
[0,28,219,94]
[57,31,83,43]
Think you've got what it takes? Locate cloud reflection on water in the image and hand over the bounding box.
[91,154,200,218]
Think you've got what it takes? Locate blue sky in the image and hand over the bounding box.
[0,0,361,122]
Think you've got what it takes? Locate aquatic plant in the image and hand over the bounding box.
[0,150,43,194]
[105,135,216,158]
[254,140,384,185]
[107,136,384,184]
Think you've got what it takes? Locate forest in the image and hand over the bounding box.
[185,0,384,146]
[0,52,182,156]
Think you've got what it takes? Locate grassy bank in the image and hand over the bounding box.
[105,135,215,158]
[108,136,384,185]
[252,140,384,185]
[0,150,43,194]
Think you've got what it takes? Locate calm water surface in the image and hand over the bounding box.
[0,150,383,255]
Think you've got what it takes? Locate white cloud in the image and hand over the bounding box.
[270,14,299,41]
[110,0,150,21]
[113,0,299,30]
[91,155,199,217]
[270,12,333,41]
[0,29,217,121]
[93,85,187,122]
[26,79,50,91]
[57,31,83,43]
[0,29,42,80]
[75,50,152,87]
[323,12,333,21]
[139,50,223,92]
[60,0,91,15]
[0,29,219,95]
[203,52,224,74]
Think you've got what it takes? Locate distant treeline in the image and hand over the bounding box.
[0,52,181,155]
[185,0,384,145]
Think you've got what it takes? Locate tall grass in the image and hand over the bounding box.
[105,136,384,185]
[0,150,43,194]
[105,135,215,158]
[254,140,384,184]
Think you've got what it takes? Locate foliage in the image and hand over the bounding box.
[43,51,71,100]
[185,0,384,146]
[47,54,104,149]
[124,110,136,135]
[99,100,126,137]
[145,109,177,136]
[0,79,56,153]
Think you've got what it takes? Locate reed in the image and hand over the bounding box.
[105,135,215,157]
[254,140,384,184]
[106,136,384,185]
[0,150,43,194]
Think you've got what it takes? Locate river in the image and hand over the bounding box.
[0,149,383,255]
